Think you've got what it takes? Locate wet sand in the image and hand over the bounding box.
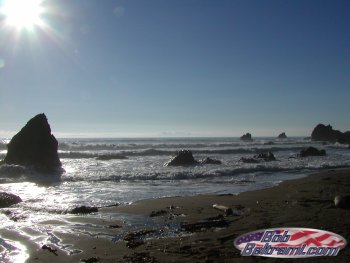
[4,169,350,262]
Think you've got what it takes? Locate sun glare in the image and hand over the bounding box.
[1,0,45,30]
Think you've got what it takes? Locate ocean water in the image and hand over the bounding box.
[0,137,350,261]
[1,137,350,209]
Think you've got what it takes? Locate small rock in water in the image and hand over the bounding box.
[299,147,326,157]
[199,157,222,165]
[254,152,276,161]
[164,150,197,166]
[70,205,98,214]
[239,157,260,164]
[80,257,100,263]
[0,192,22,208]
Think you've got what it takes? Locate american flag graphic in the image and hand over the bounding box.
[235,228,346,251]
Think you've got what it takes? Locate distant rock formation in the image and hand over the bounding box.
[278,132,287,139]
[0,192,22,208]
[311,124,350,144]
[299,147,326,157]
[240,133,253,142]
[164,150,198,166]
[199,157,222,165]
[4,113,62,173]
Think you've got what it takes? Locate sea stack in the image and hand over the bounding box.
[240,133,253,142]
[311,124,350,144]
[4,113,62,173]
[278,132,287,139]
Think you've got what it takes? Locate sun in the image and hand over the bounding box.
[1,0,45,30]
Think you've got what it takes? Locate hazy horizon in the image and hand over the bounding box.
[1,0,349,138]
[0,121,331,139]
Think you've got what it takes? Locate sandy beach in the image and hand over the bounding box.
[2,168,348,262]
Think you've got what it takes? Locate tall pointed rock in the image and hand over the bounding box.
[4,113,61,173]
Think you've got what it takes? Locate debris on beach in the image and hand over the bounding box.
[212,204,233,216]
[123,252,157,263]
[150,209,168,217]
[180,219,228,232]
[124,229,156,249]
[42,244,58,256]
[167,204,181,210]
[334,195,350,209]
[80,257,100,263]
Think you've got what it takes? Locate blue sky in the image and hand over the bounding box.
[0,0,349,137]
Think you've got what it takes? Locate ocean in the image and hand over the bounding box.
[0,137,350,261]
[1,137,350,210]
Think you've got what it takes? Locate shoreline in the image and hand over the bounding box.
[2,169,350,262]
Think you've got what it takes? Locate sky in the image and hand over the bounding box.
[0,0,349,138]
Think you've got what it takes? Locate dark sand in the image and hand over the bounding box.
[8,169,350,262]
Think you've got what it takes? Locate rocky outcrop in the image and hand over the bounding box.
[299,147,326,157]
[311,124,350,144]
[199,157,222,165]
[0,192,22,208]
[240,133,253,142]
[4,114,62,173]
[278,132,287,139]
[164,150,197,166]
